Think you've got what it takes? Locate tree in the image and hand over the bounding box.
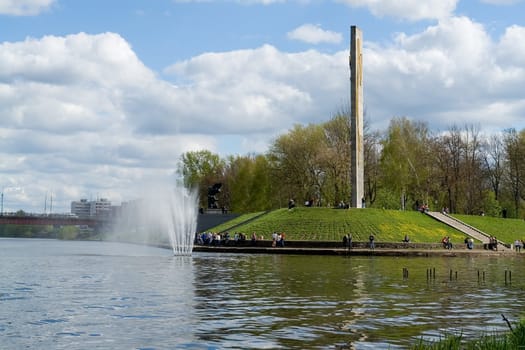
[268,124,327,206]
[321,113,351,206]
[461,124,485,214]
[482,133,505,201]
[379,117,431,210]
[436,125,463,213]
[178,150,225,209]
[225,154,274,212]
[503,128,525,218]
[363,119,382,207]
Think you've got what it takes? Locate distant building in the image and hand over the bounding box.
[92,198,111,217]
[70,199,90,218]
[71,198,111,218]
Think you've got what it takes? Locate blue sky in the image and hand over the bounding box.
[1,0,524,212]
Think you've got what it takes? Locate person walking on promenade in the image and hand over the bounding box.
[514,239,522,252]
[369,234,375,250]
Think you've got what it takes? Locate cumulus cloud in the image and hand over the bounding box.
[337,0,459,20]
[0,0,55,15]
[2,17,525,211]
[364,16,525,130]
[0,32,217,211]
[287,24,343,44]
[163,44,348,134]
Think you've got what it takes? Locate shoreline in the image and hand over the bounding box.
[192,244,517,257]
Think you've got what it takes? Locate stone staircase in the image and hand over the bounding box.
[425,211,509,251]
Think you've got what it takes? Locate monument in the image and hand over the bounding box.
[350,25,364,208]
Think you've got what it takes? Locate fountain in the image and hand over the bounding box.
[113,183,199,256]
[163,185,199,255]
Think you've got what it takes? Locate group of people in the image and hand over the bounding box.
[195,231,251,246]
[271,231,286,247]
[342,234,353,249]
[342,233,413,249]
[488,236,499,251]
[342,233,377,249]
[196,231,235,246]
[195,231,287,247]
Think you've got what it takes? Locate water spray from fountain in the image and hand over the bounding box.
[111,182,199,256]
[163,184,199,256]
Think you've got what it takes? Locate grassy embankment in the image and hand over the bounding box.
[453,214,525,244]
[208,207,525,244]
[209,207,467,243]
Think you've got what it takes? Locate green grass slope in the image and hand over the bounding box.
[210,207,465,243]
[453,214,525,244]
[207,211,267,233]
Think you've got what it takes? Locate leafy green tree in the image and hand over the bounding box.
[268,123,327,206]
[178,150,225,209]
[379,117,431,210]
[57,226,79,240]
[480,190,502,217]
[250,155,274,210]
[503,128,525,218]
[225,154,274,212]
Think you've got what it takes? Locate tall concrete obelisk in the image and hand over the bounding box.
[350,26,364,208]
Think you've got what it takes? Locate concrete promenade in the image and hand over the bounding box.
[192,241,516,257]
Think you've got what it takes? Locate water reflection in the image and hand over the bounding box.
[1,239,524,349]
[191,253,524,349]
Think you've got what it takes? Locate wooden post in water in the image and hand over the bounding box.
[427,267,436,281]
[505,270,511,285]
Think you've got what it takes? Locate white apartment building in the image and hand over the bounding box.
[71,198,111,218]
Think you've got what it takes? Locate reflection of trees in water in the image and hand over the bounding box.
[191,255,370,348]
[190,255,525,348]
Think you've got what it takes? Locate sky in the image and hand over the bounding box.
[1,0,524,213]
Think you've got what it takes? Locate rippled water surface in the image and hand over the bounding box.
[1,238,524,349]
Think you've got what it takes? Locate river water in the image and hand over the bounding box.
[1,238,524,349]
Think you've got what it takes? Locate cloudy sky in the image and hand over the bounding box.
[1,0,524,213]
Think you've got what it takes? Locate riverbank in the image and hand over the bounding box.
[192,240,518,257]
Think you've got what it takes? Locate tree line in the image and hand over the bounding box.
[178,113,525,219]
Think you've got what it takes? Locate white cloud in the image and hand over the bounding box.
[163,44,348,134]
[497,25,525,67]
[2,17,525,211]
[287,24,343,44]
[337,0,459,20]
[364,17,525,131]
[0,0,55,15]
[0,32,218,211]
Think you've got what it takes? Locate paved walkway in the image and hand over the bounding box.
[192,245,515,257]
